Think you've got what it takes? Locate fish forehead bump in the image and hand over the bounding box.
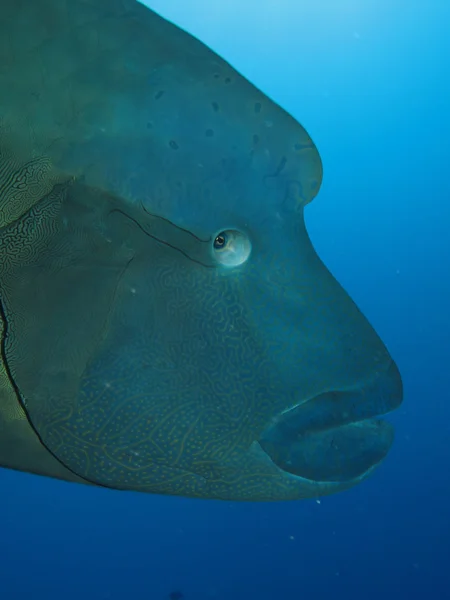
[123,4,324,221]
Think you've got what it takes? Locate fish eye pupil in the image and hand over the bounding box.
[214,233,227,249]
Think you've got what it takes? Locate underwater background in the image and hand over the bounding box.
[1,1,448,599]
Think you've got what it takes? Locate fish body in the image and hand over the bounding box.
[0,0,402,501]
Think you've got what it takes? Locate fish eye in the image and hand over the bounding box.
[213,232,228,249]
[212,229,251,267]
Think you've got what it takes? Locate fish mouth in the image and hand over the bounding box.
[258,361,402,483]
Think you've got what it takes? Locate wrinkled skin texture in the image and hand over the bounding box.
[0,0,402,500]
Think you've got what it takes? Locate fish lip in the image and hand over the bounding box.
[257,360,402,484]
[286,358,403,431]
[258,415,395,484]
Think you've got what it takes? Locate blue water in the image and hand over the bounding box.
[2,1,449,599]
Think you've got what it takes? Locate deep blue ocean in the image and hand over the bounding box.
[1,1,449,599]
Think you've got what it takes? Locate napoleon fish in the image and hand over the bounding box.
[0,0,402,501]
